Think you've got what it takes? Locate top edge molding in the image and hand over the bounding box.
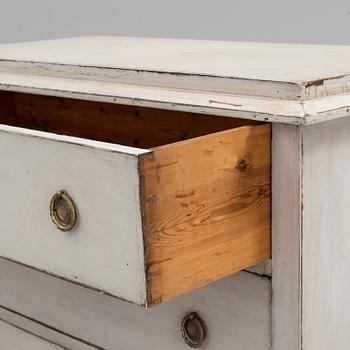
[1,36,350,124]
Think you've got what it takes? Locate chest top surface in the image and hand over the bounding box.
[1,36,350,125]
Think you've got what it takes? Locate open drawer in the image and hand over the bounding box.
[0,91,271,307]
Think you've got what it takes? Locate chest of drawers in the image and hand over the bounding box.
[0,37,349,349]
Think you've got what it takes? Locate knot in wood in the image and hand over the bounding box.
[236,159,247,172]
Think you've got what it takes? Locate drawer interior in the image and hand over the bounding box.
[0,91,258,149]
[0,90,270,307]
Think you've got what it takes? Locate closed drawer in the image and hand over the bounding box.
[0,258,272,350]
[0,91,271,306]
[0,319,64,350]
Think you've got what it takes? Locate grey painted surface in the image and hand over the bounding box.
[0,0,349,44]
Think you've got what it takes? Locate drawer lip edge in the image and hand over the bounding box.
[0,123,149,156]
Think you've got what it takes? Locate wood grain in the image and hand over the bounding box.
[0,91,255,149]
[0,90,15,123]
[140,124,271,305]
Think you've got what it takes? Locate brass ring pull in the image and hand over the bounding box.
[50,190,77,232]
[181,312,207,348]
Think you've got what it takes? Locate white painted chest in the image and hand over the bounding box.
[0,37,349,349]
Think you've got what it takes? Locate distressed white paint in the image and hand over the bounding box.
[302,118,350,349]
[272,119,350,349]
[1,37,350,89]
[1,37,350,124]
[0,319,64,349]
[0,71,305,125]
[0,124,149,305]
[272,124,302,350]
[1,37,350,349]
[0,308,96,350]
[0,258,271,350]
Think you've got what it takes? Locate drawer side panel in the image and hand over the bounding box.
[141,124,271,305]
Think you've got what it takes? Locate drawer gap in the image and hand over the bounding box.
[0,91,258,149]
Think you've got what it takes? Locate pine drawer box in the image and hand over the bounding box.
[0,88,270,306]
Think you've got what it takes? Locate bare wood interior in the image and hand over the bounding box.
[0,90,271,307]
[0,91,257,149]
[140,124,271,306]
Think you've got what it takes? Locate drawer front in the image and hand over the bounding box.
[0,258,272,350]
[0,125,148,305]
[0,319,63,350]
[0,120,270,306]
